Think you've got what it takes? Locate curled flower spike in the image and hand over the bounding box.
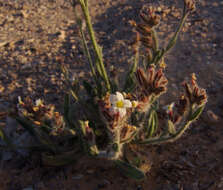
[183,73,207,106]
[136,23,152,36]
[163,96,189,124]
[17,97,65,135]
[184,0,196,12]
[136,67,168,97]
[130,5,161,52]
[17,97,47,119]
[135,67,168,112]
[140,36,153,49]
[176,95,188,116]
[140,6,161,27]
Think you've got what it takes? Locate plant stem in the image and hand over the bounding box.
[61,65,79,101]
[151,29,159,51]
[165,11,189,53]
[79,28,98,83]
[136,120,192,145]
[78,0,111,92]
[153,9,189,65]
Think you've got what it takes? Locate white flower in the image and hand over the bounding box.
[109,92,132,118]
[18,96,23,105]
[35,99,43,107]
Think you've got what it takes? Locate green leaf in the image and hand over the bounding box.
[83,80,95,97]
[147,111,154,137]
[89,145,99,156]
[146,110,158,138]
[0,128,4,140]
[124,52,138,93]
[124,73,136,93]
[16,117,37,138]
[0,127,12,146]
[16,117,58,153]
[189,106,205,121]
[153,111,158,133]
[168,120,176,134]
[110,79,118,94]
[35,130,59,153]
[114,160,145,180]
[64,94,70,119]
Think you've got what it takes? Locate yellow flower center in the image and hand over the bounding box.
[116,100,124,108]
[132,101,138,108]
[33,106,39,112]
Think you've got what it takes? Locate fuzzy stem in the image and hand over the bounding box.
[165,9,189,53]
[153,6,189,65]
[136,120,192,145]
[61,65,79,101]
[78,0,111,92]
[79,28,99,83]
[151,28,159,51]
[123,42,139,92]
[135,104,194,145]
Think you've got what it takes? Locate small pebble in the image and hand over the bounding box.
[72,174,84,180]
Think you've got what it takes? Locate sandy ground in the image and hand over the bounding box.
[0,0,223,189]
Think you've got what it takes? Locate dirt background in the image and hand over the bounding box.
[0,0,223,189]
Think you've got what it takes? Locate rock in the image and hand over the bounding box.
[72,174,84,179]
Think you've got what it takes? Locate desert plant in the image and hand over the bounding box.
[0,0,207,180]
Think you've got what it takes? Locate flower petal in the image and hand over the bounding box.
[123,99,132,108]
[118,108,126,118]
[109,106,119,115]
[110,94,118,104]
[116,92,124,101]
[35,99,43,106]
